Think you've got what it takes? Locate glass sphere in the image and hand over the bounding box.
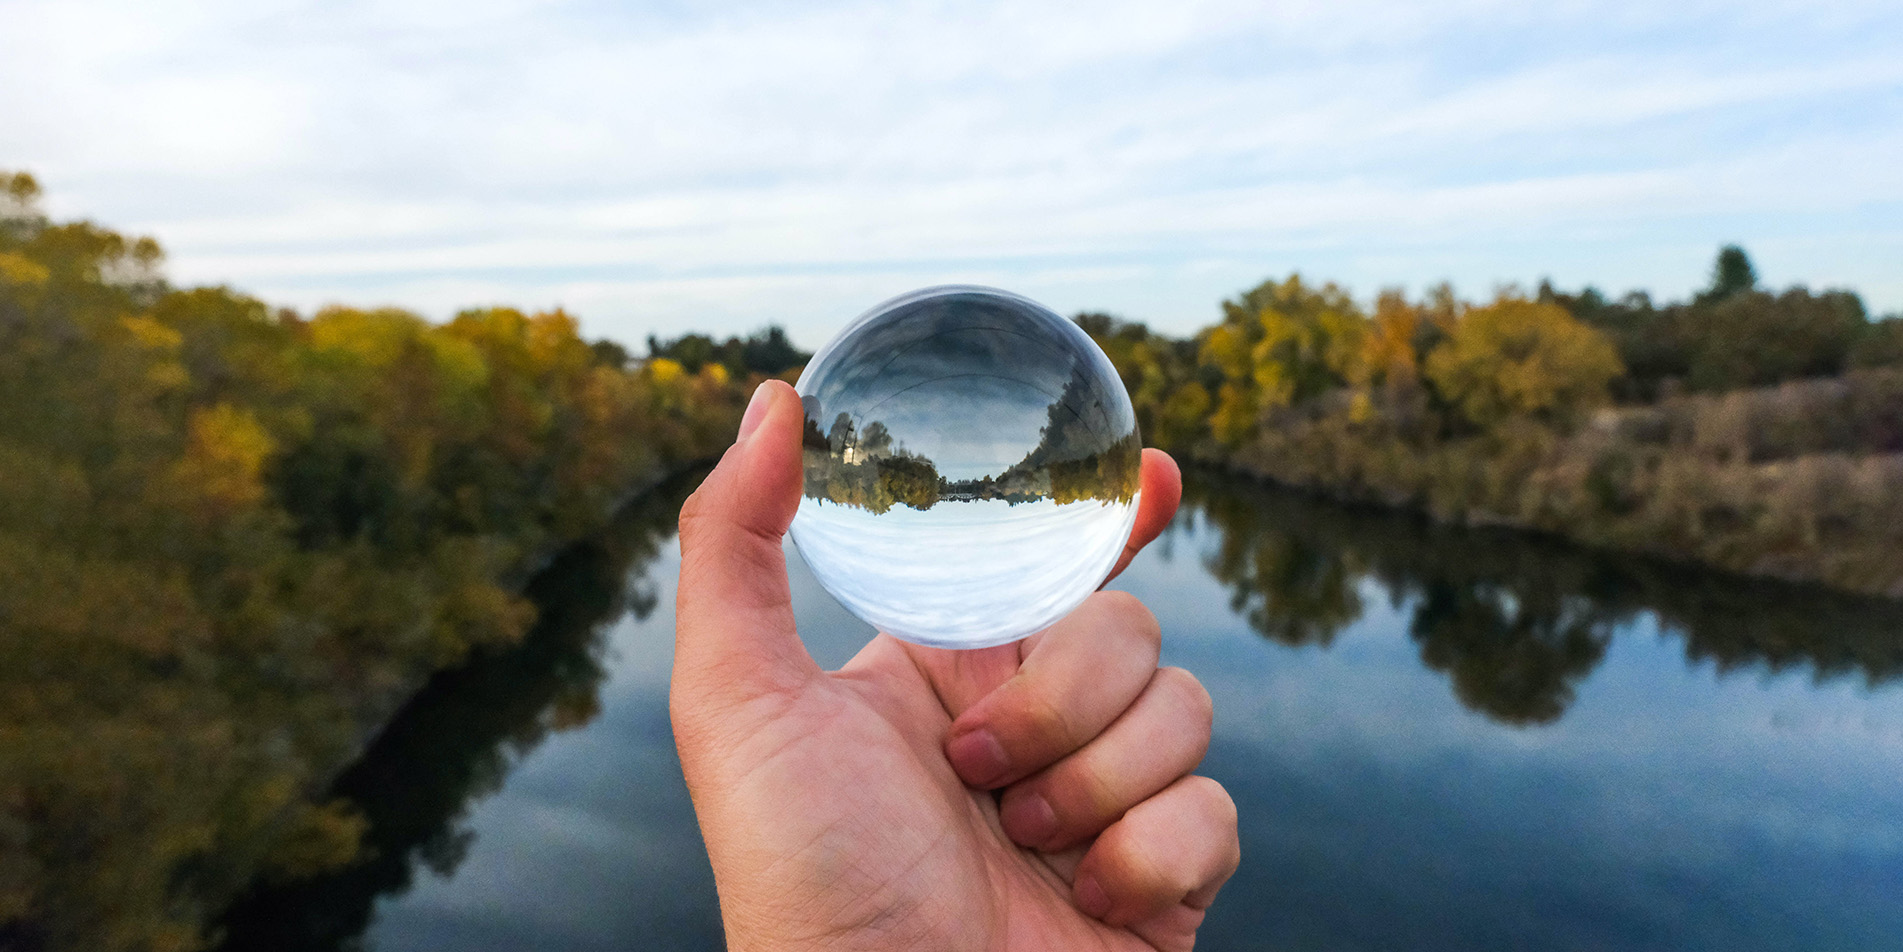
[789,285,1142,650]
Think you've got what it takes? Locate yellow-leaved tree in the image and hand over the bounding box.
[1341,290,1430,425]
[1424,296,1623,429]
[1199,275,1366,447]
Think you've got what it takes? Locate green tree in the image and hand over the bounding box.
[1682,288,1868,390]
[1696,244,1758,306]
[1850,315,1903,369]
[647,325,810,377]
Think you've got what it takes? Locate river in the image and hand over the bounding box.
[216,468,1903,951]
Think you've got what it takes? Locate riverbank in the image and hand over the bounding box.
[1209,369,1903,600]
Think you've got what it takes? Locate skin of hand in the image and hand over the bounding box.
[672,379,1239,952]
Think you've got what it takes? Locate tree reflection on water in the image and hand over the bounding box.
[209,468,1903,950]
[212,471,698,951]
[1185,469,1903,726]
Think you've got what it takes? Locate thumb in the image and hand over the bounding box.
[673,379,822,715]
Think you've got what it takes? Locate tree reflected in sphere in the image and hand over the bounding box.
[790,286,1141,649]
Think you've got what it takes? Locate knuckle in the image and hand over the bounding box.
[1055,757,1120,825]
[672,549,719,612]
[1092,586,1142,615]
[677,487,712,540]
[1099,832,1165,892]
[1185,774,1239,835]
[676,446,743,544]
[1133,610,1162,653]
[1131,838,1200,898]
[666,682,725,756]
[1157,667,1215,732]
[1096,589,1162,652]
[1020,686,1087,753]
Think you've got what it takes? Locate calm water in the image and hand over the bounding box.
[218,469,1903,951]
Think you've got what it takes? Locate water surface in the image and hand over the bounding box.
[219,470,1903,951]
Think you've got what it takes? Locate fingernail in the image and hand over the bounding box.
[1000,791,1057,847]
[946,729,1009,787]
[737,382,774,442]
[1074,874,1111,919]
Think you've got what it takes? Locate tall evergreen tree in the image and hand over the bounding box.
[1698,245,1758,305]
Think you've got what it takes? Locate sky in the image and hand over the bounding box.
[3,0,1900,349]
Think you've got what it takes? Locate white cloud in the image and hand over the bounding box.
[3,0,1900,346]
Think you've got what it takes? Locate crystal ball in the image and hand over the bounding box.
[789,285,1142,650]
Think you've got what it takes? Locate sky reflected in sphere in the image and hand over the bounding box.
[789,286,1141,649]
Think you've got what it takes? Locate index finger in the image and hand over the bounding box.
[1104,449,1181,585]
[943,590,1162,789]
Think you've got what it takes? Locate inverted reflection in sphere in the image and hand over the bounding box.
[789,286,1141,649]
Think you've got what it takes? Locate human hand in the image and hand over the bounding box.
[672,379,1238,952]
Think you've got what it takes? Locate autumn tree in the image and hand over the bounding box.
[1546,247,1873,396]
[1200,275,1365,446]
[1074,312,1209,451]
[1339,290,1434,426]
[1424,296,1623,430]
[0,170,751,952]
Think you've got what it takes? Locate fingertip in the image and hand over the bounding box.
[1106,453,1179,582]
[741,379,805,508]
[736,380,775,441]
[746,379,800,438]
[945,727,1010,788]
[689,378,804,544]
[1138,449,1182,525]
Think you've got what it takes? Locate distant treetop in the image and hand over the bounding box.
[1698,244,1758,305]
[646,324,810,377]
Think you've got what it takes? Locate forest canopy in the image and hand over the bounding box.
[645,324,810,378]
[0,170,752,952]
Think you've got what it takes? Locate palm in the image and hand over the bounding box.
[702,633,1202,952]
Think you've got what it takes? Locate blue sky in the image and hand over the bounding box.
[3,0,1899,348]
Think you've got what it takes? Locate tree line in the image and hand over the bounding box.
[1078,246,1903,599]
